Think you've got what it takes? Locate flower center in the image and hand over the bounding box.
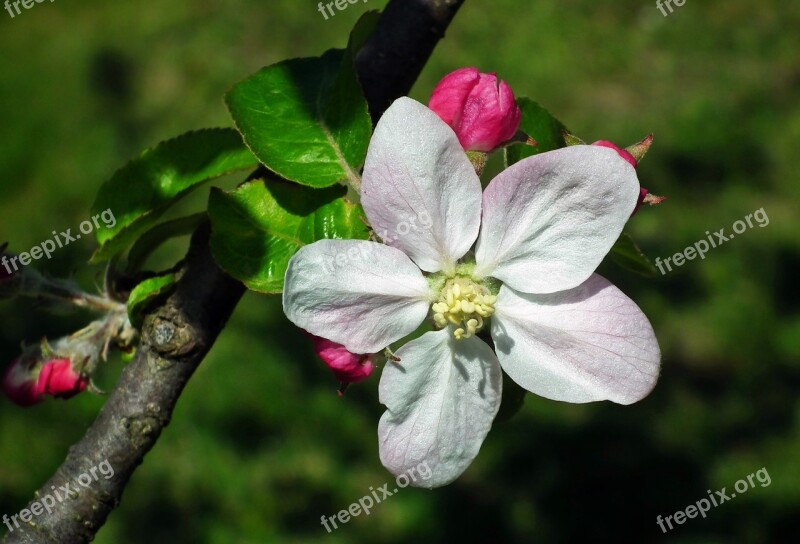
[431,278,497,340]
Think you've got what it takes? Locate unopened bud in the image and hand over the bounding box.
[429,67,522,152]
[2,351,89,407]
[305,333,374,392]
[36,358,88,400]
[591,137,665,215]
[1,307,131,407]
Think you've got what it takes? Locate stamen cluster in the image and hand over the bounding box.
[431,278,496,340]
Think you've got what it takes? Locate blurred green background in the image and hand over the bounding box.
[1,0,798,542]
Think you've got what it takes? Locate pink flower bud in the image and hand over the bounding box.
[2,356,88,407]
[35,358,88,400]
[2,357,43,407]
[306,334,373,384]
[592,139,664,214]
[429,67,522,152]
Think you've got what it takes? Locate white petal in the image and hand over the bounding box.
[475,145,640,294]
[378,330,503,488]
[361,97,482,274]
[282,239,432,354]
[491,275,660,404]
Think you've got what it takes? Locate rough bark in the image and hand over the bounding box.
[3,0,465,541]
[356,0,466,119]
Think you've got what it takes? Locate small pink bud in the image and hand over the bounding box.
[593,139,664,215]
[35,358,88,400]
[429,67,522,152]
[2,357,42,407]
[306,334,374,385]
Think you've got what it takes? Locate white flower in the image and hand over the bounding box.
[283,97,661,488]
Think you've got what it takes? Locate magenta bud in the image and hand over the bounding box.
[592,139,664,216]
[306,333,374,385]
[35,358,88,400]
[3,354,88,407]
[429,67,522,152]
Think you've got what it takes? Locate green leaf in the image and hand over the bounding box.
[225,48,372,189]
[208,179,369,293]
[609,232,658,277]
[505,97,567,167]
[127,273,179,328]
[126,213,208,273]
[90,129,258,264]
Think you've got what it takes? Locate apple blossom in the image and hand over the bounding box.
[283,97,661,487]
[428,67,521,152]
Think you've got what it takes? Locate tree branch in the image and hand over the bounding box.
[3,0,465,541]
[356,0,466,119]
